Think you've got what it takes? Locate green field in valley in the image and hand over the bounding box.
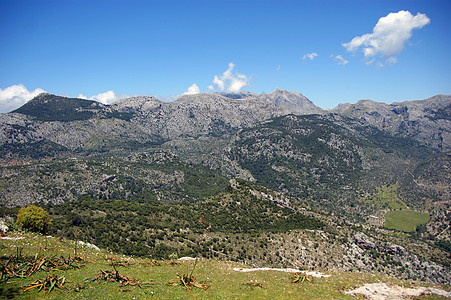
[384,210,430,233]
[361,185,407,210]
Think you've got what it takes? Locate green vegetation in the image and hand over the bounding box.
[16,205,52,234]
[41,180,324,259]
[0,151,230,207]
[384,210,430,232]
[0,140,69,161]
[0,233,446,299]
[0,179,325,262]
[230,115,364,205]
[436,240,451,253]
[12,94,135,122]
[12,94,100,121]
[361,185,407,210]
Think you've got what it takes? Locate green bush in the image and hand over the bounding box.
[16,205,52,234]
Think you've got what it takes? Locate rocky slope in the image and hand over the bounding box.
[332,95,451,151]
[1,91,449,159]
[0,90,322,158]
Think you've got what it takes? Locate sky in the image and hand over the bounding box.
[0,0,450,112]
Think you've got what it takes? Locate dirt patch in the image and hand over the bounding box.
[232,267,330,278]
[0,236,24,240]
[345,283,451,299]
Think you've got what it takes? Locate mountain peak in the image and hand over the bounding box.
[273,88,288,93]
[12,93,103,121]
[111,96,162,112]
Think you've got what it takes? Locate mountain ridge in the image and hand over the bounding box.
[0,90,449,285]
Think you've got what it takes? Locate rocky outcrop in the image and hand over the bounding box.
[0,90,323,154]
[352,233,450,284]
[332,95,451,151]
[1,92,449,158]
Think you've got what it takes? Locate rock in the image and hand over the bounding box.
[77,241,101,252]
[178,257,196,261]
[353,232,376,250]
[0,219,8,234]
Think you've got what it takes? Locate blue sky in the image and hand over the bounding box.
[0,0,450,112]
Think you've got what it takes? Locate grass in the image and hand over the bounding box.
[384,210,430,232]
[0,232,447,299]
[361,185,407,210]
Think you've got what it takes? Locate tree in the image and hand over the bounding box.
[16,205,52,234]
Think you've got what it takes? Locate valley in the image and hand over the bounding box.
[0,91,450,288]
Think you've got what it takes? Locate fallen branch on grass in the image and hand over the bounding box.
[290,272,313,283]
[242,282,265,288]
[167,259,209,291]
[0,255,85,282]
[21,274,68,295]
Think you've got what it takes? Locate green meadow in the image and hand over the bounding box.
[1,232,446,299]
[384,210,430,233]
[361,185,407,210]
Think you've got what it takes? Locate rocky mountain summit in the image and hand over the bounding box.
[1,91,449,158]
[121,89,323,139]
[332,95,451,151]
[0,89,323,157]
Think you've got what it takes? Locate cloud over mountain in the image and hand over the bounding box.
[89,90,119,104]
[343,10,430,65]
[0,84,46,113]
[183,83,200,95]
[208,63,250,93]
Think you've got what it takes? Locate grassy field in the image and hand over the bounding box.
[0,232,447,299]
[361,185,407,210]
[384,210,430,232]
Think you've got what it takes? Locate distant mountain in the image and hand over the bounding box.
[12,93,107,122]
[130,89,323,139]
[0,89,323,158]
[111,96,163,112]
[332,95,451,151]
[227,113,437,216]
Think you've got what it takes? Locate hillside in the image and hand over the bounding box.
[0,231,450,299]
[332,95,451,152]
[1,178,450,286]
[0,91,450,288]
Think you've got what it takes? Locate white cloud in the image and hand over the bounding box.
[212,75,225,91]
[89,90,118,104]
[183,83,200,95]
[333,55,349,65]
[343,10,430,64]
[276,65,281,71]
[302,52,318,60]
[0,84,46,112]
[77,94,87,99]
[210,62,250,93]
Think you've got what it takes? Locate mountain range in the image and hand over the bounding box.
[0,90,450,284]
[1,90,449,156]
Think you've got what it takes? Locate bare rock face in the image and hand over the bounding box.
[352,233,450,284]
[332,95,451,151]
[0,91,449,160]
[111,96,163,112]
[128,89,323,139]
[0,89,323,154]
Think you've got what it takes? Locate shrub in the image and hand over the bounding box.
[16,205,52,234]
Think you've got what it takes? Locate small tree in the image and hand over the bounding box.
[16,205,52,234]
